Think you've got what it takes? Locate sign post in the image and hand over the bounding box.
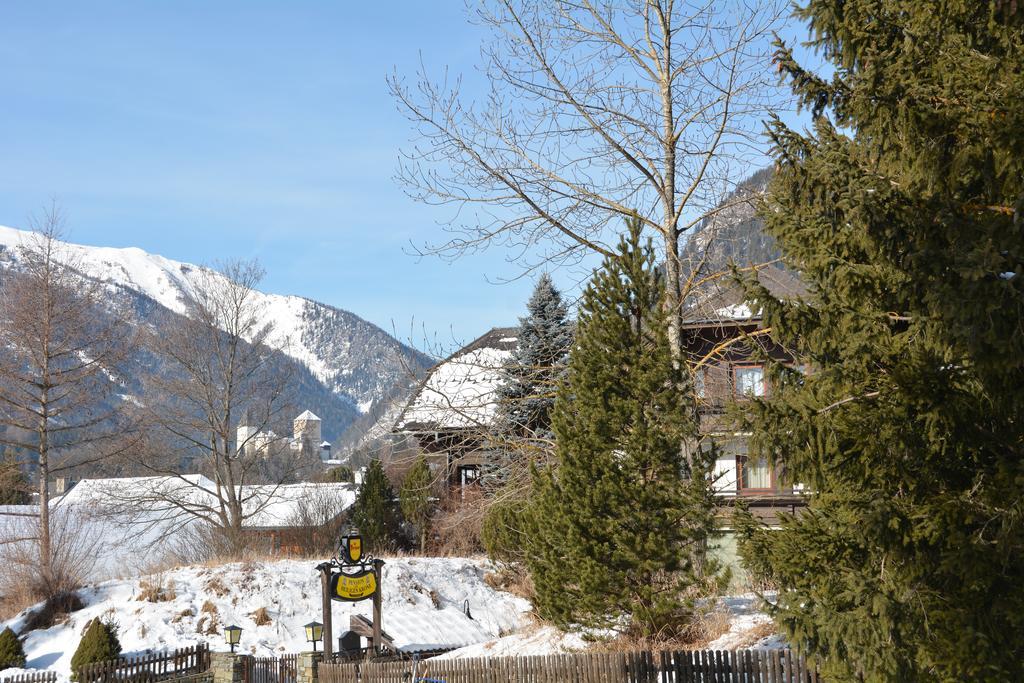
[317,527,385,657]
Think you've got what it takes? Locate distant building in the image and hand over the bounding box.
[237,409,331,461]
[391,327,518,489]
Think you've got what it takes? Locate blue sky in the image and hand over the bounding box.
[0,2,814,350]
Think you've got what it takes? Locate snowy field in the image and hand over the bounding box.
[1,558,781,681]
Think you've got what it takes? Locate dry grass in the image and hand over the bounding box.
[203,576,230,597]
[137,576,176,603]
[249,607,272,626]
[483,566,535,602]
[200,600,218,615]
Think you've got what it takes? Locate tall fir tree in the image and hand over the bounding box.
[496,273,573,442]
[350,460,402,552]
[527,219,718,638]
[738,2,1024,680]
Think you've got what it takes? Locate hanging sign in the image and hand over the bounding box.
[330,568,377,602]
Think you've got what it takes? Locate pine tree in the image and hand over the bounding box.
[526,219,718,638]
[0,627,26,669]
[738,2,1024,679]
[496,273,572,442]
[350,460,402,552]
[70,620,121,680]
[399,456,434,553]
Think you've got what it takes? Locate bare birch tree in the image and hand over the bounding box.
[132,260,304,551]
[0,205,137,598]
[389,0,788,356]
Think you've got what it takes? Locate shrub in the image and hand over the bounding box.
[22,592,85,632]
[70,619,121,680]
[0,626,26,669]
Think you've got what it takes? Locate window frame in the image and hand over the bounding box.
[732,363,767,398]
[736,454,777,494]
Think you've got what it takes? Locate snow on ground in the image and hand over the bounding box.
[436,624,588,660]
[1,555,781,682]
[3,558,530,681]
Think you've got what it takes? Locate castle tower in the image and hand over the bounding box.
[236,408,257,455]
[293,410,322,456]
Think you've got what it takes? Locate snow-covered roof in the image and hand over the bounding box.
[295,410,320,421]
[320,440,332,447]
[396,327,517,431]
[388,608,491,652]
[241,482,356,528]
[683,266,806,325]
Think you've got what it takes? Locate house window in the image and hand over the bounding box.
[739,457,773,490]
[734,365,765,397]
[694,368,706,399]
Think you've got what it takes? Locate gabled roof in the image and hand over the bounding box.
[395,327,518,432]
[683,266,807,326]
[295,410,320,421]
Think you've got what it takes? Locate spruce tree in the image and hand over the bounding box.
[738,2,1024,679]
[70,620,121,680]
[0,627,25,669]
[527,219,718,638]
[399,456,433,553]
[485,274,573,563]
[349,460,402,552]
[496,273,572,442]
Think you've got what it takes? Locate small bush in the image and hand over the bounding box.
[70,619,121,680]
[22,592,85,632]
[0,626,26,669]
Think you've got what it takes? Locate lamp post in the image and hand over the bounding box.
[304,621,324,652]
[224,624,242,653]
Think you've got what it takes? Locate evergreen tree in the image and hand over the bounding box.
[739,2,1024,679]
[527,219,718,638]
[485,274,573,563]
[0,627,26,669]
[349,460,402,552]
[70,619,121,680]
[496,273,572,441]
[399,456,434,553]
[0,449,29,506]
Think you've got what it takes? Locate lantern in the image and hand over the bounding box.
[304,621,324,651]
[224,624,242,653]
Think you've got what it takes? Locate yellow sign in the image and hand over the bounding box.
[331,569,376,602]
[348,537,362,563]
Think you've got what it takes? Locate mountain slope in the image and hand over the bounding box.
[0,226,432,441]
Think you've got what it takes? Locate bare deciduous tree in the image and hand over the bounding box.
[0,205,137,598]
[389,0,788,355]
[130,260,305,551]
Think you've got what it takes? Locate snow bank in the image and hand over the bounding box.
[2,558,531,681]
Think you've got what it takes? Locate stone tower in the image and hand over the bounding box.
[293,410,321,456]
[236,408,257,455]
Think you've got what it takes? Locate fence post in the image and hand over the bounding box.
[211,653,250,683]
[297,652,323,683]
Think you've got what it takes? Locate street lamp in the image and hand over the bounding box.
[304,621,324,652]
[224,624,242,653]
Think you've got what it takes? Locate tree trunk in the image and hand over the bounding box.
[37,404,51,590]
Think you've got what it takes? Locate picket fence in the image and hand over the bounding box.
[1,672,58,683]
[319,649,819,683]
[247,655,298,683]
[76,643,211,683]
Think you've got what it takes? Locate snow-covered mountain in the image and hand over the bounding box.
[0,225,432,442]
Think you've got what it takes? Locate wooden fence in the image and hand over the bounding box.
[76,643,211,683]
[2,672,58,683]
[319,649,820,683]
[247,655,298,683]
